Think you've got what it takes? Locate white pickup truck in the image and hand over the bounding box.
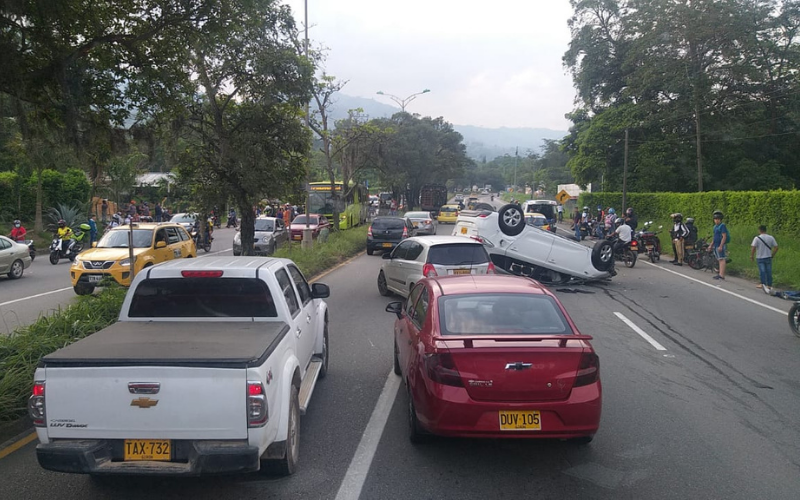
[28,257,330,477]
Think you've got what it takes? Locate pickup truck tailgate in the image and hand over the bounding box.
[44,366,246,439]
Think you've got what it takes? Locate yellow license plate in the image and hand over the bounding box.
[293,235,302,240]
[124,439,171,461]
[460,227,467,234]
[382,243,392,248]
[499,411,541,431]
[453,269,471,275]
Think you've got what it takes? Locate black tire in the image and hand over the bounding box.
[366,247,374,256]
[378,271,391,296]
[407,385,428,443]
[788,303,800,338]
[649,250,657,263]
[262,386,299,476]
[49,252,60,265]
[8,260,24,279]
[74,284,94,296]
[624,250,637,268]
[393,340,402,376]
[498,204,525,236]
[591,240,614,272]
[233,250,241,256]
[318,321,329,379]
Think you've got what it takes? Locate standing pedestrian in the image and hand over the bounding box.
[101,199,108,223]
[572,207,582,241]
[87,215,98,245]
[670,213,689,266]
[710,210,730,280]
[750,225,778,294]
[557,203,564,222]
[155,202,162,223]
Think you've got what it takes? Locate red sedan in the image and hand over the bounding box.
[290,214,330,241]
[386,274,601,443]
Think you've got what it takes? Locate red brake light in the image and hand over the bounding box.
[368,225,373,237]
[487,262,496,274]
[574,352,600,387]
[181,270,224,278]
[424,352,463,387]
[32,382,45,397]
[247,381,268,427]
[630,240,638,248]
[29,381,46,427]
[248,383,263,396]
[402,227,408,238]
[422,263,438,277]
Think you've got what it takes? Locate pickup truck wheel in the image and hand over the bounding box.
[377,271,391,296]
[498,204,525,236]
[591,240,614,272]
[262,385,300,476]
[318,321,329,379]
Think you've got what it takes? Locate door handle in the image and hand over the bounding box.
[295,327,302,337]
[306,314,311,323]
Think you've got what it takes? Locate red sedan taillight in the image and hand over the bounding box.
[574,352,600,387]
[29,381,46,427]
[247,381,268,427]
[424,352,463,387]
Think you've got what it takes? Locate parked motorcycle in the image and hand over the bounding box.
[634,221,663,263]
[685,236,719,272]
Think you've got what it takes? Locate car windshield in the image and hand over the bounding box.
[293,216,318,225]
[254,219,275,232]
[96,229,154,248]
[171,214,196,224]
[439,294,571,336]
[128,278,278,317]
[428,244,489,266]
[371,218,404,229]
[440,206,457,213]
[405,212,430,219]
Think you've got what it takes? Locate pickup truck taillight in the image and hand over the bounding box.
[247,381,268,428]
[28,381,46,427]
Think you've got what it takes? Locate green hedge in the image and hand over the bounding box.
[579,190,800,233]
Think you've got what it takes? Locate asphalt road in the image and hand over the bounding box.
[0,228,239,334]
[1,200,799,499]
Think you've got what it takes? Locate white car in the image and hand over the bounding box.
[452,204,614,284]
[377,236,495,297]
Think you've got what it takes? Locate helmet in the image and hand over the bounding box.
[583,206,589,211]
[597,205,602,211]
[57,219,66,228]
[79,223,91,231]
[614,217,624,226]
[112,213,121,221]
[686,217,695,224]
[608,208,615,214]
[712,210,724,220]
[672,213,683,222]
[13,219,20,227]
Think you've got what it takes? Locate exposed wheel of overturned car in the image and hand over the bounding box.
[498,204,525,236]
[591,240,614,272]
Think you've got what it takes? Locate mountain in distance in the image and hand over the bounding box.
[327,94,568,161]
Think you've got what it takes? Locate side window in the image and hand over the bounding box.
[406,284,422,317]
[154,229,167,246]
[287,265,311,305]
[0,238,10,250]
[410,286,429,327]
[165,227,180,245]
[392,241,411,260]
[405,241,424,261]
[177,227,190,241]
[276,219,284,231]
[276,268,300,316]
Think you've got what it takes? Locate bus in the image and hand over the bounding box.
[307,181,369,230]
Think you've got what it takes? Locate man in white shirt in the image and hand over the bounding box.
[750,225,778,294]
[613,217,632,257]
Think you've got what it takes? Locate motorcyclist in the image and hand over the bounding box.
[624,207,638,232]
[107,213,122,229]
[670,213,689,266]
[56,220,74,255]
[9,220,27,242]
[227,208,238,228]
[604,208,616,237]
[611,217,632,257]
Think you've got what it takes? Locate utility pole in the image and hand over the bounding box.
[301,0,313,250]
[513,147,518,193]
[622,128,629,212]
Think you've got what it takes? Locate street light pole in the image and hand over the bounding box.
[302,0,313,250]
[376,89,431,112]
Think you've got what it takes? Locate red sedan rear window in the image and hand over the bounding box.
[438,294,571,335]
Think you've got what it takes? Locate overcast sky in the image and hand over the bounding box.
[283,0,576,131]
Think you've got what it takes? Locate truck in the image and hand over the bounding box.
[28,257,330,477]
[419,183,448,216]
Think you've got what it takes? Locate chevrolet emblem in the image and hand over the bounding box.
[130,397,159,409]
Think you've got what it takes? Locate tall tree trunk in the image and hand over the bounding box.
[694,100,703,192]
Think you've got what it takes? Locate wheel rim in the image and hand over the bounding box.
[503,208,522,228]
[10,261,22,278]
[378,272,387,293]
[791,307,800,336]
[600,245,613,263]
[288,395,299,460]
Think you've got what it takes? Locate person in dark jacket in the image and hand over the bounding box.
[624,207,638,232]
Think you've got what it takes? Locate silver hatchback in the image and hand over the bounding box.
[232,217,289,256]
[377,236,494,297]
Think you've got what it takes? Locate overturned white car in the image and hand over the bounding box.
[453,204,614,283]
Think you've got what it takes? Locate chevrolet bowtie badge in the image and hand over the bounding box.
[130,397,159,409]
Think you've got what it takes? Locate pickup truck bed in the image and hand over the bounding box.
[42,321,289,368]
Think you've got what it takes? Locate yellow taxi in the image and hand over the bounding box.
[70,223,197,295]
[438,204,460,224]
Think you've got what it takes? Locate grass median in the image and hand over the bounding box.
[0,226,367,425]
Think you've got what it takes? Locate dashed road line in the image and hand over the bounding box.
[614,312,668,351]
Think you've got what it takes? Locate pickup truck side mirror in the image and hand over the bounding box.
[385,301,404,319]
[311,283,330,299]
[382,252,392,260]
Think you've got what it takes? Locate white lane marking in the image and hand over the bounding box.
[614,312,667,351]
[0,287,72,307]
[335,371,401,500]
[198,247,232,257]
[640,260,786,316]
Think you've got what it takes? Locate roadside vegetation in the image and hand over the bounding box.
[0,228,367,424]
